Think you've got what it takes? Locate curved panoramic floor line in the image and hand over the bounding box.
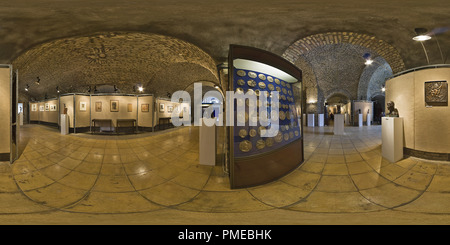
[2,124,450,221]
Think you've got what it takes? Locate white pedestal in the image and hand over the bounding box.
[199,122,216,166]
[382,117,403,163]
[19,113,23,126]
[367,114,371,126]
[61,114,69,135]
[307,114,315,127]
[318,114,324,127]
[358,114,363,127]
[334,114,345,135]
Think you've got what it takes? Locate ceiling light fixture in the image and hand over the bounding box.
[413,28,431,64]
[413,28,431,41]
[56,86,60,93]
[363,53,373,65]
[25,84,29,91]
[35,77,40,85]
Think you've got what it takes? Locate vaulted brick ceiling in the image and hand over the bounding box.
[1,0,449,101]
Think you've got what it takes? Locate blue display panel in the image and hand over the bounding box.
[233,68,301,158]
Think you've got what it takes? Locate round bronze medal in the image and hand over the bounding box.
[237,70,246,77]
[258,74,266,80]
[258,82,266,89]
[256,139,265,150]
[238,129,248,138]
[239,140,252,152]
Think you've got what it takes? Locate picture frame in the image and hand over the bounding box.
[45,103,49,111]
[159,103,165,112]
[39,105,44,112]
[31,104,37,112]
[80,102,87,111]
[127,103,133,112]
[110,100,119,112]
[167,105,174,113]
[50,104,57,111]
[141,103,149,112]
[425,81,448,107]
[95,101,102,112]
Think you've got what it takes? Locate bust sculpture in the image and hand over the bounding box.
[386,101,399,117]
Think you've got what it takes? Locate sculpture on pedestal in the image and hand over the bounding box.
[386,101,399,117]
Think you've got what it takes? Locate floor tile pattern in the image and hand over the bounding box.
[1,124,450,224]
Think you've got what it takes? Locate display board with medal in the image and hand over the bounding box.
[233,68,302,158]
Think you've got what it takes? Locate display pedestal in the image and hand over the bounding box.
[318,114,324,127]
[199,121,216,166]
[358,114,363,127]
[334,114,344,135]
[367,114,371,126]
[307,114,315,127]
[19,113,23,126]
[61,114,69,135]
[382,117,403,163]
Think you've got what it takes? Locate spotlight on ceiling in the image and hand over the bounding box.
[114,85,118,93]
[138,86,144,92]
[35,77,40,85]
[413,28,432,41]
[381,85,386,92]
[363,53,373,65]
[56,86,60,93]
[25,84,29,91]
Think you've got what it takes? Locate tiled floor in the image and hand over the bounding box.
[1,124,450,224]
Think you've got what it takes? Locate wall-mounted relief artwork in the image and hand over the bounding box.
[159,103,165,112]
[425,81,448,106]
[80,101,87,111]
[45,103,49,111]
[95,101,102,112]
[127,103,133,112]
[31,104,37,111]
[141,103,149,112]
[110,100,119,112]
[50,105,57,111]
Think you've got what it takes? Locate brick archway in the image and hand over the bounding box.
[282,32,405,74]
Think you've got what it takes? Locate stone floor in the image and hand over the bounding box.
[1,124,450,225]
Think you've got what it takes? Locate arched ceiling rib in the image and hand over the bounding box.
[12,32,219,99]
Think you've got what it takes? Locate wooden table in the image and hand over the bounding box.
[158,117,172,130]
[116,119,137,134]
[92,119,113,133]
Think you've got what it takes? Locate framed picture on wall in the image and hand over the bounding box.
[141,103,149,112]
[50,105,57,111]
[80,102,87,111]
[167,105,174,113]
[45,103,49,111]
[31,104,37,111]
[111,100,119,112]
[39,105,44,111]
[127,103,133,112]
[159,103,165,112]
[95,102,102,112]
[425,81,448,106]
